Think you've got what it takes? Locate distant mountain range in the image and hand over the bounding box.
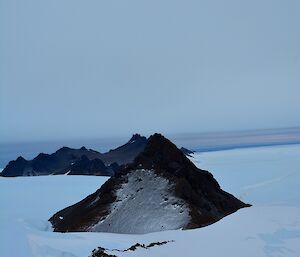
[49,133,250,234]
[0,134,192,177]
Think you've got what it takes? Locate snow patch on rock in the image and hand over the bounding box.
[91,169,190,234]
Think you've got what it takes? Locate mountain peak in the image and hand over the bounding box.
[49,133,250,234]
[131,133,191,173]
[16,156,26,162]
[128,133,146,143]
[55,146,71,154]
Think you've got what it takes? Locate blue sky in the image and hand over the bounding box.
[0,0,299,142]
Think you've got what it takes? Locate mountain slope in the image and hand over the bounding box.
[100,134,147,165]
[49,133,250,234]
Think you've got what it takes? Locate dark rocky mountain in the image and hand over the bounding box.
[0,134,147,177]
[1,146,105,177]
[49,133,250,234]
[100,134,147,165]
[66,156,113,176]
[0,134,192,177]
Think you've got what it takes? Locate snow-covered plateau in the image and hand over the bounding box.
[0,144,299,257]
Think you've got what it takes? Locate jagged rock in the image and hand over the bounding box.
[2,156,29,177]
[0,147,103,177]
[66,156,113,176]
[49,133,250,234]
[180,147,195,156]
[89,240,172,257]
[100,134,147,165]
[90,248,117,257]
[0,134,147,177]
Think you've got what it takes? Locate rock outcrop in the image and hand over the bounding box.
[99,134,147,165]
[180,147,195,157]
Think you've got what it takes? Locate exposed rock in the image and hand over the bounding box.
[2,156,29,177]
[1,147,104,177]
[125,241,172,251]
[89,241,173,257]
[180,147,195,157]
[100,134,147,165]
[49,133,250,234]
[90,248,117,257]
[1,134,193,177]
[67,156,113,176]
[0,134,146,177]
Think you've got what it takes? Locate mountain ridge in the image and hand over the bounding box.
[0,134,193,177]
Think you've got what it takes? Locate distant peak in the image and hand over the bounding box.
[16,156,26,162]
[146,133,175,149]
[148,133,166,141]
[56,146,71,153]
[128,133,146,143]
[80,146,87,151]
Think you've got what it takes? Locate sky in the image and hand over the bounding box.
[0,0,299,143]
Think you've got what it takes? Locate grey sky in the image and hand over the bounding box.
[0,0,299,142]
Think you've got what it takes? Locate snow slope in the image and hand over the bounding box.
[91,169,189,234]
[0,144,300,257]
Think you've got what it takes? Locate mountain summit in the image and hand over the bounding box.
[49,133,250,234]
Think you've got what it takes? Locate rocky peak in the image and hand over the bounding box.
[1,156,29,177]
[68,156,111,176]
[128,133,147,143]
[55,146,72,155]
[180,147,195,156]
[16,156,26,162]
[100,134,147,165]
[49,133,250,234]
[129,133,195,175]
